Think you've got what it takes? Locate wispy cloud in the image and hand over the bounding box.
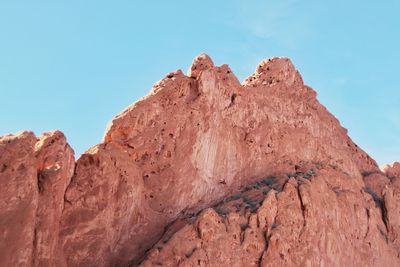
[232,0,312,49]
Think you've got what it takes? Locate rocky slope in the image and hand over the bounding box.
[0,54,399,266]
[141,163,400,267]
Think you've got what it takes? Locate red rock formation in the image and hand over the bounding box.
[0,54,399,266]
[0,131,74,267]
[142,165,400,266]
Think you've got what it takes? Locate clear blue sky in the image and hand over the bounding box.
[1,1,399,165]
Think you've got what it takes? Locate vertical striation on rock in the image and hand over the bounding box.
[0,132,38,267]
[33,131,75,267]
[0,54,398,266]
[0,131,75,267]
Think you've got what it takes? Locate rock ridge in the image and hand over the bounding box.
[0,54,398,266]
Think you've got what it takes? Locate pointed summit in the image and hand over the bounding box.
[188,53,214,78]
[384,162,400,179]
[244,57,302,88]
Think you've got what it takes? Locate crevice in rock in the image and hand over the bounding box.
[258,189,279,267]
[225,93,237,109]
[258,249,265,267]
[364,208,370,239]
[363,186,388,233]
[257,228,269,267]
[240,215,252,245]
[381,197,390,234]
[37,171,45,193]
[185,246,198,258]
[62,162,77,211]
[361,170,382,177]
[296,184,307,238]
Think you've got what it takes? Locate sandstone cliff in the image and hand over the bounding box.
[1,54,399,266]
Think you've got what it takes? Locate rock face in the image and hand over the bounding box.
[0,131,74,267]
[141,165,400,267]
[0,54,399,266]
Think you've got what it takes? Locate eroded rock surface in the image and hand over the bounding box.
[141,165,400,266]
[0,131,74,267]
[0,54,399,266]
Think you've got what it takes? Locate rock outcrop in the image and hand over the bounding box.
[0,131,74,266]
[0,54,399,266]
[141,165,400,266]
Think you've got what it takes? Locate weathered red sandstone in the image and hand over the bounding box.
[0,54,399,266]
[0,131,74,266]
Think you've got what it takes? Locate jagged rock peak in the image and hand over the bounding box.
[0,130,36,143]
[383,162,400,179]
[188,53,214,78]
[244,57,303,88]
